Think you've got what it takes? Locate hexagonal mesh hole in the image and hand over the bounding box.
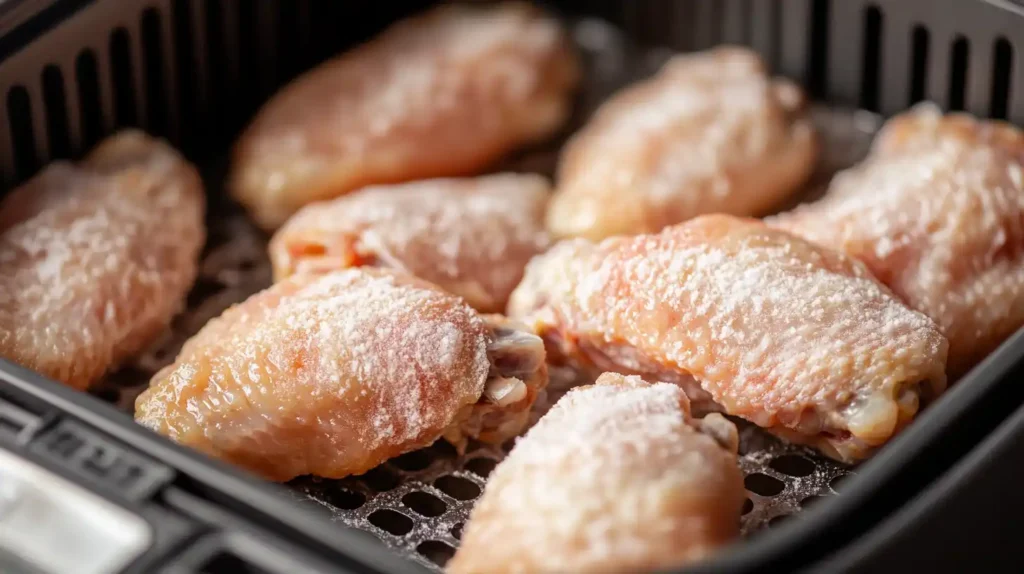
[463,457,497,478]
[361,467,401,492]
[434,476,481,501]
[801,495,829,509]
[393,450,434,472]
[770,455,817,477]
[741,498,754,515]
[417,540,456,567]
[402,491,448,517]
[369,509,414,536]
[831,473,852,493]
[745,473,786,497]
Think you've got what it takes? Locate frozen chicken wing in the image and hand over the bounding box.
[0,131,205,390]
[546,47,816,240]
[508,215,948,462]
[269,174,551,313]
[771,107,1024,377]
[135,268,547,482]
[230,2,579,229]
[448,373,744,574]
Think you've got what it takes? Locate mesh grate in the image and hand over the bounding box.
[88,17,883,572]
[284,422,855,571]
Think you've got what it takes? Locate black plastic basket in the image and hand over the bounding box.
[1,1,1023,573]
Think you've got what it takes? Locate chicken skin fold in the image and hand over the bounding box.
[508,215,948,462]
[136,268,547,481]
[270,174,551,313]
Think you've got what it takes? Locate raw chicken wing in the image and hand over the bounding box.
[135,268,547,481]
[448,373,744,574]
[771,107,1024,377]
[508,215,948,462]
[0,131,205,390]
[269,174,551,313]
[231,2,579,229]
[546,47,816,240]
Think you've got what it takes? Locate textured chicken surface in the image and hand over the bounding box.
[508,215,948,462]
[0,131,205,390]
[269,174,551,313]
[230,2,579,230]
[771,107,1024,378]
[546,47,816,241]
[448,373,744,574]
[135,268,547,482]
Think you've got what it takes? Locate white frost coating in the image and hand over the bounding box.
[0,131,205,390]
[508,215,949,460]
[450,373,744,573]
[136,268,515,481]
[293,273,490,439]
[548,47,816,240]
[270,173,551,312]
[231,2,578,229]
[771,108,1024,375]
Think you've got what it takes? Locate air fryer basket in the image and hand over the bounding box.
[0,0,1023,573]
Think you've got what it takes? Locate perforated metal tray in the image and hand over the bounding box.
[83,17,885,571]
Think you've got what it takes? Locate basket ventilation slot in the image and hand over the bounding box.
[826,0,1023,119]
[76,50,105,150]
[910,26,930,105]
[41,65,70,160]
